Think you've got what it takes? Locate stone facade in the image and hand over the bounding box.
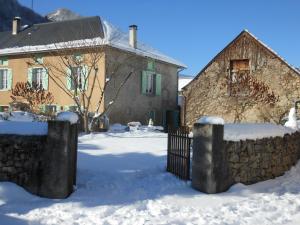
[225,132,300,184]
[0,121,78,199]
[183,30,300,127]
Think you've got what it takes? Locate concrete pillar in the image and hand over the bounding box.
[192,123,232,193]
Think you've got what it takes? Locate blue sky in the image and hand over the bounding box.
[19,0,300,75]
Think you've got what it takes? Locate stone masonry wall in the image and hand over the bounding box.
[225,132,300,184]
[0,121,78,199]
[183,32,300,127]
[192,123,300,194]
[0,135,46,188]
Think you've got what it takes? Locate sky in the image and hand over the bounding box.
[19,0,300,76]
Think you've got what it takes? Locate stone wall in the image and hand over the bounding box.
[192,123,300,193]
[182,31,300,127]
[0,121,78,199]
[225,132,300,184]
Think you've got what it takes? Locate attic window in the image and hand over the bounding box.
[229,59,250,96]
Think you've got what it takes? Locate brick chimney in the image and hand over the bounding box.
[12,17,21,35]
[129,25,137,49]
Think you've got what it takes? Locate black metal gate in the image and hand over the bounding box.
[167,126,191,180]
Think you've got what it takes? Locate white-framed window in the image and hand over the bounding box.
[45,105,57,114]
[147,73,156,95]
[32,68,44,89]
[141,71,162,96]
[0,69,8,90]
[70,66,83,90]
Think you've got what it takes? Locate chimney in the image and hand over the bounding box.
[129,25,137,48]
[12,17,21,35]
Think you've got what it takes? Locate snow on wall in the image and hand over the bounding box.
[224,123,295,141]
[0,121,48,135]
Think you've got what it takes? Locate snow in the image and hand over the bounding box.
[197,116,225,125]
[57,112,79,124]
[1,129,300,224]
[0,121,48,135]
[178,76,193,91]
[6,111,35,122]
[284,108,298,130]
[0,18,186,69]
[224,123,296,141]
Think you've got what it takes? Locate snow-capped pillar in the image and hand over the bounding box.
[192,123,233,193]
[38,120,78,199]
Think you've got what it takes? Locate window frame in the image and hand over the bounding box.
[31,67,44,89]
[0,68,9,90]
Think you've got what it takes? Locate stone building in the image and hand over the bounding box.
[182,30,300,127]
[0,16,186,125]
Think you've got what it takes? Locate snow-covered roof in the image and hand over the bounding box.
[182,29,300,90]
[0,16,186,68]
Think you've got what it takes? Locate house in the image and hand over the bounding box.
[182,30,300,127]
[0,16,186,125]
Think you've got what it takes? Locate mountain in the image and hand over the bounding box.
[0,0,48,32]
[46,8,82,22]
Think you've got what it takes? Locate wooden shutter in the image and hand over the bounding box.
[42,68,49,90]
[28,68,33,85]
[7,69,12,90]
[155,74,162,96]
[141,71,148,94]
[66,67,72,90]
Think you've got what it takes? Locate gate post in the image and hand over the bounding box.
[191,123,232,193]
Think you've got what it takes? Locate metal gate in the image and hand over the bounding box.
[167,126,191,180]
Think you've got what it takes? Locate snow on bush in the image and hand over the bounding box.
[284,107,298,130]
[224,123,295,141]
[56,112,79,124]
[197,116,225,125]
[0,121,48,135]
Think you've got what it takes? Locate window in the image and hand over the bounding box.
[142,71,161,96]
[229,59,250,96]
[0,57,8,66]
[45,105,57,114]
[67,66,88,91]
[70,66,83,90]
[32,68,44,89]
[0,69,8,90]
[0,105,9,112]
[68,105,79,112]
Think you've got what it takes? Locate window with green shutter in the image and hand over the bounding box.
[141,71,162,96]
[29,67,48,90]
[0,57,8,66]
[147,59,155,71]
[34,55,43,64]
[67,65,88,91]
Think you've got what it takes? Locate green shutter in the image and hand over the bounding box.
[155,74,162,96]
[141,71,148,94]
[35,55,43,64]
[82,65,88,90]
[0,57,8,66]
[28,68,33,85]
[7,69,12,90]
[147,60,155,71]
[66,67,72,90]
[42,68,49,90]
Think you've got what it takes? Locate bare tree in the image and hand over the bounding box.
[26,34,140,132]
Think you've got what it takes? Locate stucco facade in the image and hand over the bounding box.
[182,30,300,127]
[0,47,180,125]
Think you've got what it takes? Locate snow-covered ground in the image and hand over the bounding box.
[1,128,300,224]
